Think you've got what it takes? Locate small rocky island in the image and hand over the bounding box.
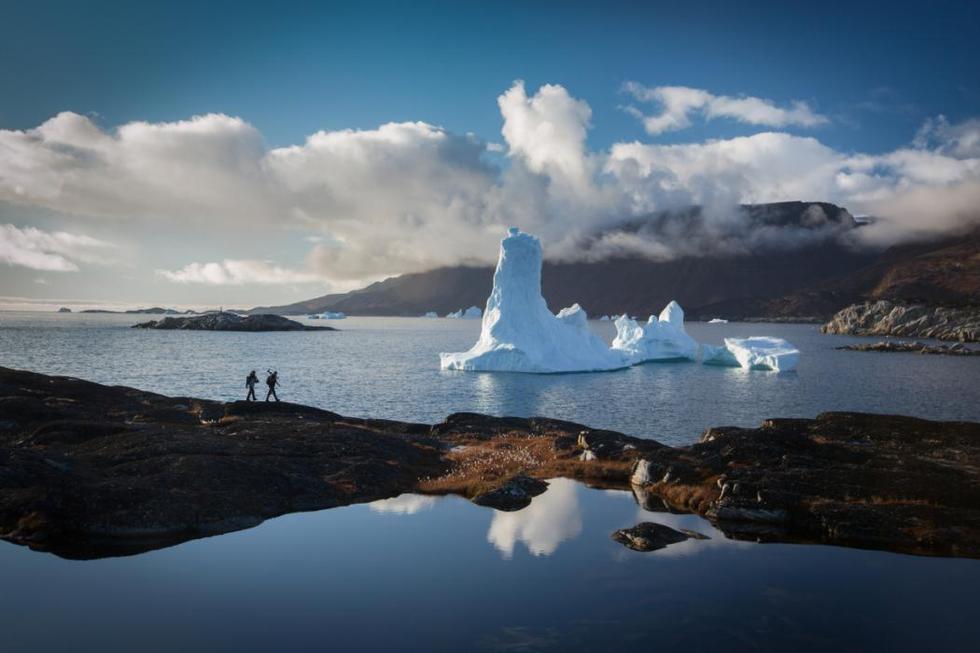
[822,301,980,342]
[133,312,335,331]
[1,366,977,559]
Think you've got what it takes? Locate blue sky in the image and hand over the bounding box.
[3,0,977,153]
[1,0,979,308]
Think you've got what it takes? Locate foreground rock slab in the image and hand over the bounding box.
[822,301,980,342]
[1,367,978,559]
[133,312,335,331]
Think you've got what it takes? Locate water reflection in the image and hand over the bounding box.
[486,478,583,558]
[368,494,438,515]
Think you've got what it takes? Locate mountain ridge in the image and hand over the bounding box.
[249,202,979,319]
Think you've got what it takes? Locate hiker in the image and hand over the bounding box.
[265,370,280,402]
[245,370,258,401]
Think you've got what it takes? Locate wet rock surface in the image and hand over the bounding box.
[822,301,980,342]
[611,522,709,552]
[472,475,549,511]
[1,367,978,559]
[837,341,980,355]
[133,312,335,331]
[634,414,980,557]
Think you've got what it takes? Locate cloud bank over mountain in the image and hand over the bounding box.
[1,81,978,288]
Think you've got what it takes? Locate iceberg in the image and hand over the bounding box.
[422,311,438,318]
[610,301,699,364]
[440,229,628,373]
[707,318,728,324]
[447,306,482,319]
[598,315,611,321]
[702,336,799,372]
[321,311,346,320]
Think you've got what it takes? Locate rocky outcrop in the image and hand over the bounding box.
[630,414,980,557]
[472,475,549,511]
[133,312,335,332]
[611,522,709,552]
[821,301,980,342]
[1,367,978,559]
[837,341,980,356]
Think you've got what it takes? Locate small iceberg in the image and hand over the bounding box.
[598,315,611,321]
[702,337,799,372]
[422,311,438,318]
[313,311,346,320]
[708,318,728,324]
[610,301,699,364]
[447,306,482,319]
[440,229,628,373]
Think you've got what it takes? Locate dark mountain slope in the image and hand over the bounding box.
[251,204,979,320]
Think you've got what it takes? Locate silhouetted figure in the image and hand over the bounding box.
[245,370,258,401]
[265,370,280,402]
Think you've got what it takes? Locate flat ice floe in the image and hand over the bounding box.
[440,229,628,373]
[702,337,800,372]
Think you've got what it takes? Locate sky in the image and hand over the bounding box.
[1,0,979,310]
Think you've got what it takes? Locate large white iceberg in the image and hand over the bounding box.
[610,301,699,364]
[440,229,628,373]
[702,337,799,372]
[447,306,482,319]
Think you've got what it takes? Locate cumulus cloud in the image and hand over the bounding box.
[622,82,828,135]
[156,259,323,285]
[2,82,979,287]
[913,115,980,158]
[0,224,112,271]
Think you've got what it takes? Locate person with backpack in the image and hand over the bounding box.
[265,370,280,402]
[245,370,259,401]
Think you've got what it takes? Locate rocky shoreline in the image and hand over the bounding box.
[822,301,980,342]
[133,312,334,331]
[1,366,977,559]
[837,341,980,356]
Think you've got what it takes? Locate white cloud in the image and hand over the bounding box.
[914,115,980,158]
[1,83,978,287]
[622,82,828,135]
[156,259,323,285]
[0,224,112,272]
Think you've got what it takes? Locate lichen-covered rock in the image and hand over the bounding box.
[472,475,549,511]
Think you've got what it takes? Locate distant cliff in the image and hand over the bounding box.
[250,203,979,320]
[822,301,980,342]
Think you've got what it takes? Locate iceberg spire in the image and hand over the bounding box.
[440,228,627,373]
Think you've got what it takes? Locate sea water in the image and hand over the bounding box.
[2,312,979,651]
